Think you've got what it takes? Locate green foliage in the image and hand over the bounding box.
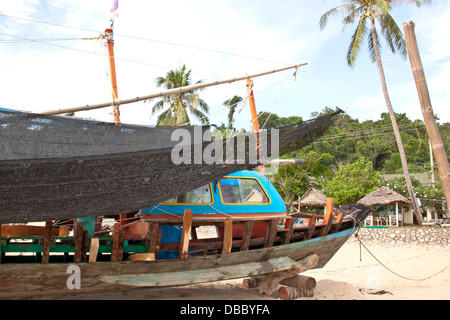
[270,108,448,210]
[272,151,334,209]
[319,0,430,68]
[257,112,303,130]
[382,175,446,214]
[325,157,381,205]
[149,64,209,126]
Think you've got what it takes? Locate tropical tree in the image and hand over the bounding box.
[325,157,381,205]
[223,95,243,128]
[272,151,334,209]
[319,0,430,224]
[150,64,209,126]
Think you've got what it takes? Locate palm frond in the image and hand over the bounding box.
[373,0,392,15]
[346,14,368,68]
[189,106,209,125]
[151,99,168,115]
[379,12,407,58]
[157,108,175,126]
[388,0,431,6]
[319,3,358,30]
[342,5,365,29]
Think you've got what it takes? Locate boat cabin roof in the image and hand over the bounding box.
[142,170,286,215]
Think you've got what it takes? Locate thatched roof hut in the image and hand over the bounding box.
[357,186,411,206]
[357,186,411,227]
[293,187,327,210]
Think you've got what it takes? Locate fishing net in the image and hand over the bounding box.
[0,108,342,223]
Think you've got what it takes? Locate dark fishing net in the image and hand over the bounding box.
[0,108,342,223]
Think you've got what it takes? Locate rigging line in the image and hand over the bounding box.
[0,37,97,43]
[257,72,298,130]
[313,127,424,143]
[0,31,182,73]
[0,13,291,66]
[113,33,291,66]
[313,123,426,142]
[316,122,426,140]
[355,234,450,281]
[0,13,101,34]
[174,71,296,129]
[0,47,60,70]
[0,31,222,81]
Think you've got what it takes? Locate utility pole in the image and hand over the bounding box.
[105,28,120,124]
[404,21,450,210]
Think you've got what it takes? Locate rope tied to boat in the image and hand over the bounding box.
[353,229,450,282]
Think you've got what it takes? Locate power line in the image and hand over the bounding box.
[312,122,427,143]
[0,13,291,66]
[0,37,94,43]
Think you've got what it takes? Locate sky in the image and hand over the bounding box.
[0,0,449,130]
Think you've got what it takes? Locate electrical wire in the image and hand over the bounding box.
[0,13,291,66]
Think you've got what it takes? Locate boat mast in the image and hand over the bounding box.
[246,77,264,174]
[105,28,120,124]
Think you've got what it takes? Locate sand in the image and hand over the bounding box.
[51,241,450,301]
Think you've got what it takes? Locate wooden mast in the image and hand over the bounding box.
[403,21,450,209]
[105,28,120,124]
[40,63,307,117]
[246,77,264,174]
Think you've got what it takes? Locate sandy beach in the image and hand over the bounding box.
[48,241,449,301]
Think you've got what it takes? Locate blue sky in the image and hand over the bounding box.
[0,0,449,129]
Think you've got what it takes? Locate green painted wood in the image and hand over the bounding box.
[99,256,298,287]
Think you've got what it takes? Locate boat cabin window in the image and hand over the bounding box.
[163,184,212,204]
[219,178,269,204]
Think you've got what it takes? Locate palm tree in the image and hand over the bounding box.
[150,64,209,126]
[223,95,243,128]
[319,0,430,225]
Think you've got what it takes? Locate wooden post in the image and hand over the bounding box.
[147,223,160,255]
[112,223,124,262]
[74,222,84,263]
[240,220,255,251]
[403,21,450,209]
[331,213,344,234]
[264,218,278,248]
[319,198,334,237]
[105,28,120,124]
[88,238,99,263]
[222,218,233,254]
[304,216,316,240]
[280,217,294,245]
[42,221,53,264]
[81,230,88,262]
[179,209,193,259]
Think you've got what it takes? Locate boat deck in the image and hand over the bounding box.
[0,207,354,264]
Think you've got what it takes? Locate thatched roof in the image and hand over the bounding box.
[357,186,411,206]
[293,187,327,208]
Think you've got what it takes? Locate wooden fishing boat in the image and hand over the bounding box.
[0,169,370,298]
[0,61,355,298]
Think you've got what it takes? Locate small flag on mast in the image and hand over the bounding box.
[111,0,119,13]
[110,0,119,19]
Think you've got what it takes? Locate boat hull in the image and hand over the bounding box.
[0,227,353,299]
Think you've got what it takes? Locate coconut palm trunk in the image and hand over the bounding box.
[368,16,423,225]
